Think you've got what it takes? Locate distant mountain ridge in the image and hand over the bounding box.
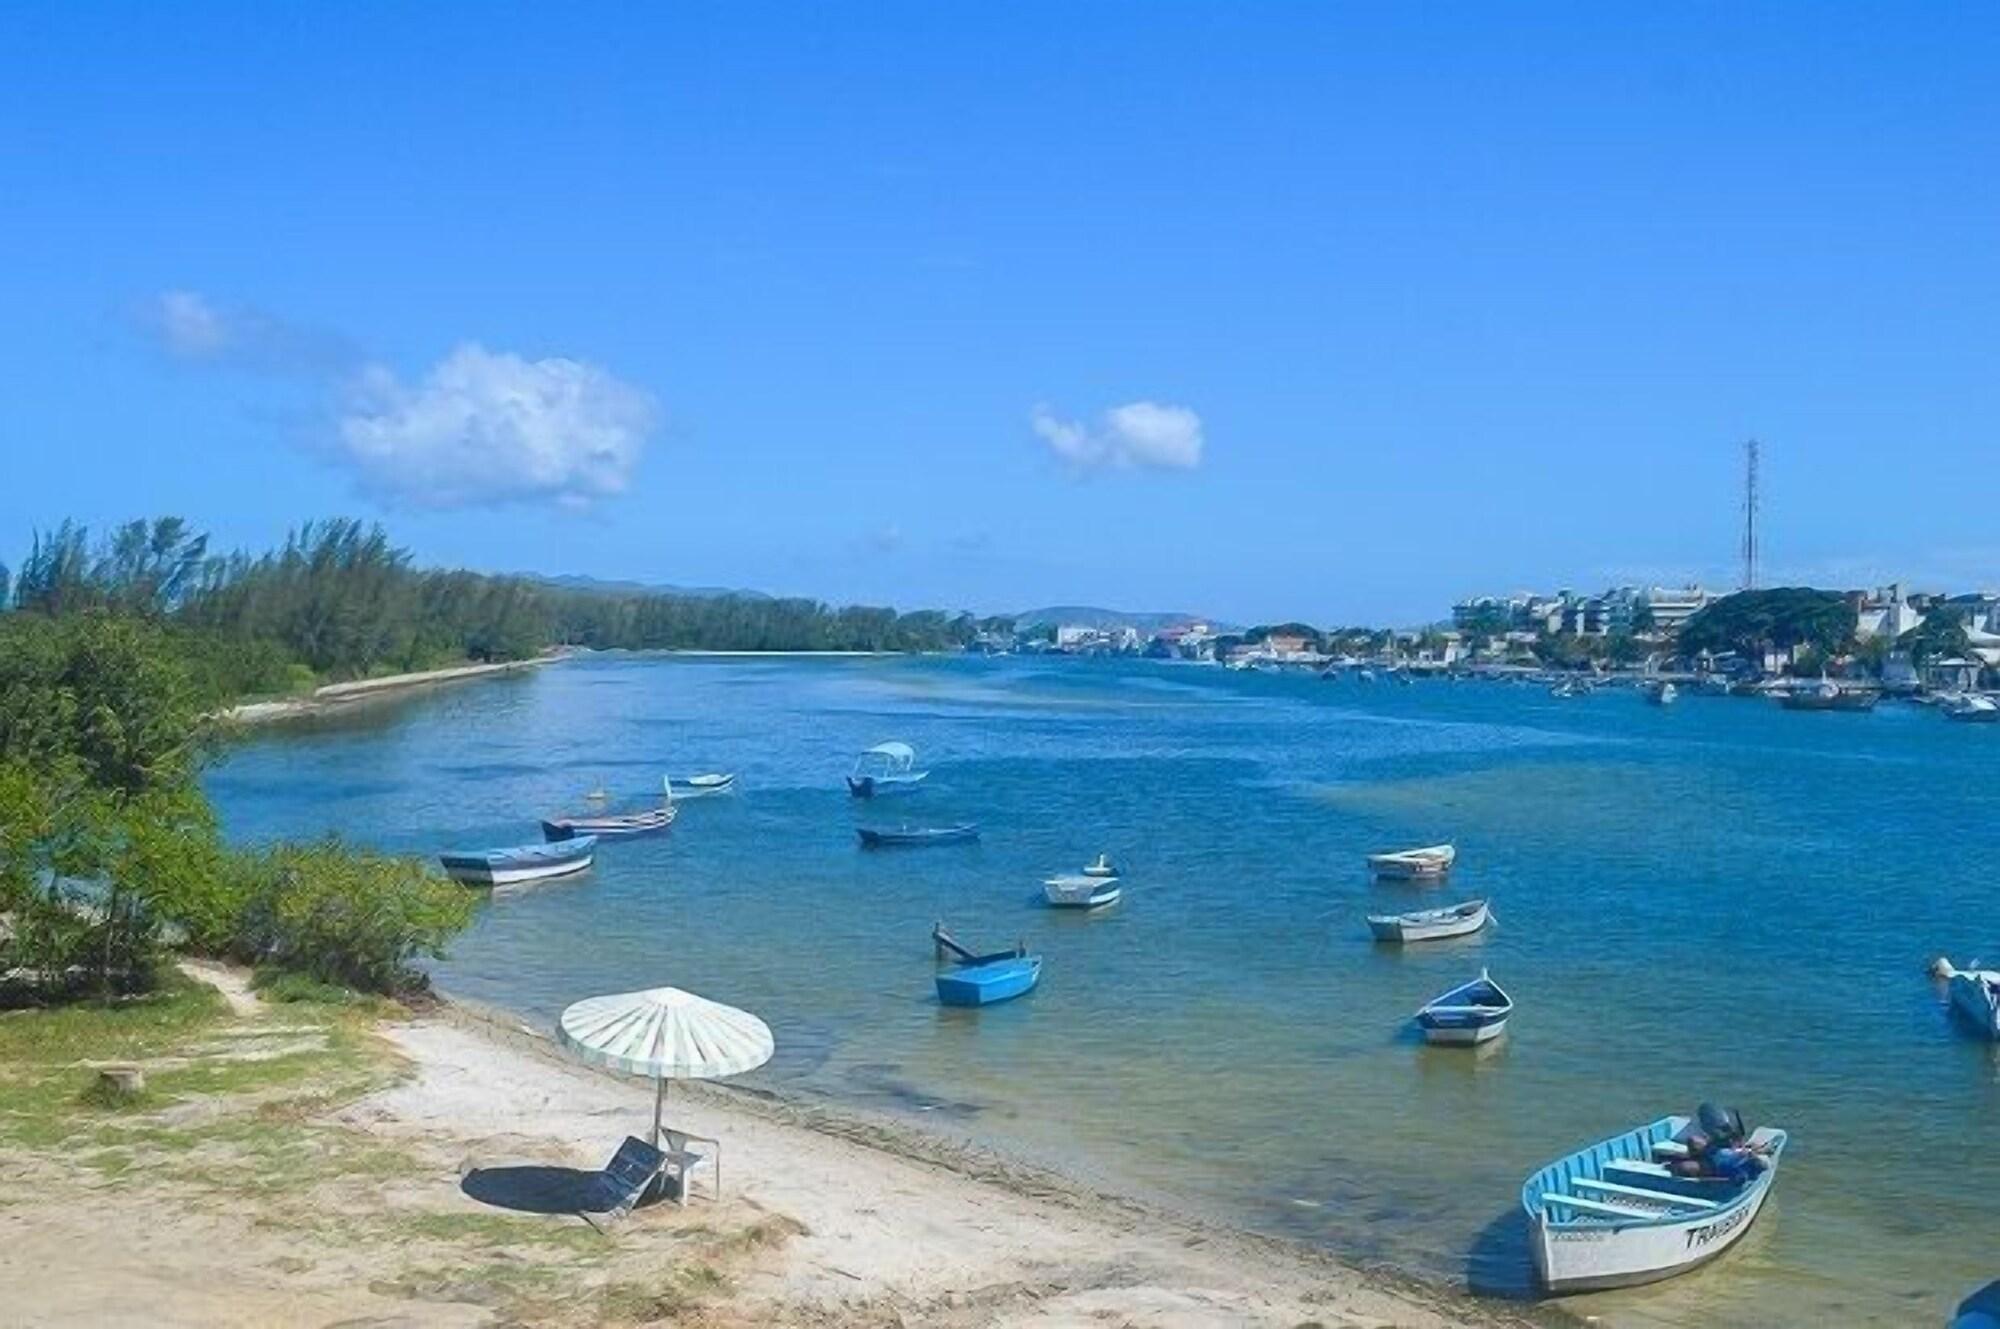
[1010,605,1230,633]
[524,573,772,601]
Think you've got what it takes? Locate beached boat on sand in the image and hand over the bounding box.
[1415,969,1512,1044]
[440,836,598,886]
[1368,898,1489,943]
[931,923,1041,1006]
[1368,844,1456,879]
[856,823,978,848]
[847,741,929,798]
[1522,1107,1788,1293]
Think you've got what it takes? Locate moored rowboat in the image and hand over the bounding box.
[931,923,1041,1006]
[1042,874,1122,909]
[1522,1109,1788,1293]
[1415,969,1512,1044]
[856,823,979,848]
[542,804,676,840]
[668,771,738,797]
[1367,898,1489,943]
[1937,959,2000,1039]
[1368,844,1456,879]
[440,836,598,886]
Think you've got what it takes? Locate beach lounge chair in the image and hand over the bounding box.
[590,1131,721,1221]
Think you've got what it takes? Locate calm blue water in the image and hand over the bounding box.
[209,655,2000,1326]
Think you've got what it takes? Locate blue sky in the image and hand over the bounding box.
[2,4,1995,623]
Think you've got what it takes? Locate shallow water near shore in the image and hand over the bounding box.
[208,654,2000,1325]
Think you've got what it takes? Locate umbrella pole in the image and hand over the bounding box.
[653,1074,666,1147]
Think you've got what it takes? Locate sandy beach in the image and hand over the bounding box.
[0,965,1552,1328]
[218,654,565,725]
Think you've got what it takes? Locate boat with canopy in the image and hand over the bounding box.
[847,741,929,798]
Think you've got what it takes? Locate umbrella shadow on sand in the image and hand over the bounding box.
[461,1165,611,1215]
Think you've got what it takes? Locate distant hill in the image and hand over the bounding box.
[524,574,772,602]
[1011,605,1231,633]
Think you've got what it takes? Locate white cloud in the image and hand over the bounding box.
[336,344,658,510]
[1031,400,1204,472]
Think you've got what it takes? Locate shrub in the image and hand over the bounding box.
[218,839,474,995]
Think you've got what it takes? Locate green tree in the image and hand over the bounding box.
[1899,609,1972,665]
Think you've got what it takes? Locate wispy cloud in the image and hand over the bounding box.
[136,290,656,512]
[1031,401,1204,473]
[137,290,362,375]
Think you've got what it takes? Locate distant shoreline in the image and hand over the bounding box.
[218,653,565,726]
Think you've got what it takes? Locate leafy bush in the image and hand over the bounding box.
[217,840,474,995]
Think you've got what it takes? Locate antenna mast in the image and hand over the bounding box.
[1741,438,1760,591]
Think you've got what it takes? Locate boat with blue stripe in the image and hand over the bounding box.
[1522,1108,1788,1293]
[440,836,598,887]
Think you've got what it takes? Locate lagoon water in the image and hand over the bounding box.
[209,655,2000,1325]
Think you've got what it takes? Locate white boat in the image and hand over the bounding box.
[1642,680,1678,705]
[668,771,739,797]
[1414,969,1512,1044]
[1042,874,1122,909]
[1367,898,1490,943]
[1942,694,2000,723]
[1367,843,1456,879]
[439,836,597,886]
[1938,959,2000,1038]
[847,741,930,798]
[1523,1108,1788,1293]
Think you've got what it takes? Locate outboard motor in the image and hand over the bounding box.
[1697,1101,1746,1146]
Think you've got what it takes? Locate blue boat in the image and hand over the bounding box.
[1522,1106,1788,1292]
[857,823,979,848]
[931,922,1041,1007]
[439,836,597,887]
[1414,969,1513,1044]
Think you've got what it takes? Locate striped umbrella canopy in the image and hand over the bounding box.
[559,986,773,1080]
[559,987,774,1148]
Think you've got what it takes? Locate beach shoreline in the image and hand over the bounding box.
[398,989,1560,1327]
[218,652,566,725]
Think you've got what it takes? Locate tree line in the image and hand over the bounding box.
[1,517,992,703]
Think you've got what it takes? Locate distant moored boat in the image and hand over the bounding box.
[1779,680,1879,711]
[932,922,1041,1006]
[856,823,978,848]
[440,836,598,887]
[1367,898,1490,943]
[847,741,929,797]
[668,771,739,797]
[1368,844,1456,880]
[1415,969,1512,1044]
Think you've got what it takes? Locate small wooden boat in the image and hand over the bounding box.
[440,836,597,886]
[1779,680,1879,711]
[543,777,677,840]
[1367,844,1456,880]
[932,923,1041,1006]
[856,823,979,848]
[1415,969,1512,1044]
[667,771,739,797]
[1043,874,1122,909]
[1522,1108,1788,1293]
[847,741,930,797]
[1082,853,1119,878]
[1937,959,2000,1039]
[1367,898,1490,943]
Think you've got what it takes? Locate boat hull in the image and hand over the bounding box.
[1368,845,1456,879]
[936,956,1041,1006]
[1532,1169,1776,1292]
[847,772,928,798]
[1043,876,1121,908]
[1949,972,2000,1039]
[541,806,675,840]
[668,773,738,797]
[1421,1016,1508,1045]
[1368,900,1489,943]
[856,825,978,848]
[440,838,597,886]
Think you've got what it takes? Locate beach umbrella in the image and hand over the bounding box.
[557,986,774,1145]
